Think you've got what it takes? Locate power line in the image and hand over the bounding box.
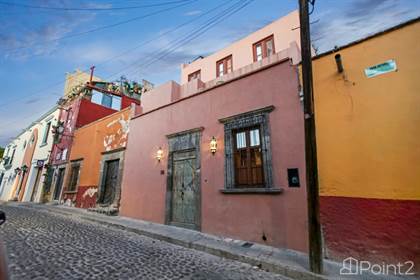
[106,0,253,80]
[138,0,255,73]
[0,0,254,131]
[94,0,235,71]
[4,0,197,53]
[0,0,231,108]
[0,0,191,11]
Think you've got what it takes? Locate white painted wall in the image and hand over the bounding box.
[22,108,60,202]
[0,130,32,200]
[0,106,59,202]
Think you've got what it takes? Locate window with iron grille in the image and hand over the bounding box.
[219,106,274,190]
[233,127,264,187]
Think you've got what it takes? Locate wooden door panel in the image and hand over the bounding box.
[101,159,119,205]
[171,150,198,228]
[53,168,65,200]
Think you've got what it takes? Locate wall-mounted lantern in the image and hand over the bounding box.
[156,147,163,162]
[14,167,21,174]
[210,137,217,155]
[21,165,28,173]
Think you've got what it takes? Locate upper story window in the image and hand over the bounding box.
[216,55,233,77]
[42,122,51,145]
[253,35,275,62]
[91,90,121,110]
[10,148,16,165]
[188,70,201,82]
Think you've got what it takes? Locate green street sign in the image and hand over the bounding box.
[364,60,397,78]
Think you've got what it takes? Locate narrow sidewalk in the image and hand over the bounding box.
[6,202,416,280]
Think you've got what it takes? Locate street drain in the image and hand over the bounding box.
[241,242,254,248]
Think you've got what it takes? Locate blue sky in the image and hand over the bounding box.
[0,0,419,146]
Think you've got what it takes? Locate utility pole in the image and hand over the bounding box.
[298,0,323,274]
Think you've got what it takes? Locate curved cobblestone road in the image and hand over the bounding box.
[0,204,288,280]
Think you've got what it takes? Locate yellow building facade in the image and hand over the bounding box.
[309,18,420,270]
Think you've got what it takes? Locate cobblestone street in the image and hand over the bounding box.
[0,203,289,280]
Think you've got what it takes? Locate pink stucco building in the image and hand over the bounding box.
[120,11,308,252]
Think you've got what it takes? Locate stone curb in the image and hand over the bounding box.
[46,204,334,279]
[7,202,415,280]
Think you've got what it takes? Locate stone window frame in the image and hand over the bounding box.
[219,105,282,194]
[96,147,125,208]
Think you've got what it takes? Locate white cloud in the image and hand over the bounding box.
[184,10,202,16]
[312,0,420,53]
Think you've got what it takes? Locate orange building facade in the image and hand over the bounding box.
[61,107,132,213]
[309,19,420,270]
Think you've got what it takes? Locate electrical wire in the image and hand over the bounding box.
[137,0,254,74]
[106,0,253,80]
[0,0,191,11]
[4,0,197,53]
[0,0,254,130]
[0,0,233,109]
[309,0,316,15]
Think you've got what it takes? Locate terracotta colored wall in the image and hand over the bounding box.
[180,10,301,84]
[120,61,308,252]
[65,108,131,207]
[310,21,420,269]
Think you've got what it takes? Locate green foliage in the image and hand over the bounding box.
[0,147,4,159]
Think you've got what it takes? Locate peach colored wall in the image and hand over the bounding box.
[180,10,301,84]
[120,61,308,252]
[18,129,38,201]
[68,108,130,188]
[141,81,180,113]
[140,51,294,115]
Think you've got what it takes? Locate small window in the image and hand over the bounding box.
[91,90,121,110]
[42,122,51,144]
[67,163,81,191]
[255,44,263,61]
[216,55,233,77]
[10,148,16,164]
[102,94,112,108]
[188,70,201,82]
[236,132,246,149]
[111,95,121,110]
[253,35,275,62]
[233,127,264,187]
[23,140,27,150]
